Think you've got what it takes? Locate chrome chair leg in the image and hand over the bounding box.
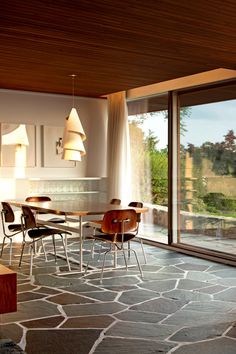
[130,248,143,279]
[0,236,6,258]
[52,235,57,263]
[84,240,95,275]
[41,239,48,262]
[9,238,13,266]
[19,242,26,267]
[60,235,71,271]
[139,238,147,264]
[30,244,34,277]
[100,247,111,283]
[122,246,128,270]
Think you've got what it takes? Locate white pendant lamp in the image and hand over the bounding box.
[2,124,29,146]
[62,75,86,162]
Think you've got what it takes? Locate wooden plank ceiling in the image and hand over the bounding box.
[1,0,236,98]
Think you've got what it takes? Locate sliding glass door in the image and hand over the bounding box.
[127,94,168,244]
[177,83,236,256]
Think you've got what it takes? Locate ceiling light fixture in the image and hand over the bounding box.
[62,74,86,162]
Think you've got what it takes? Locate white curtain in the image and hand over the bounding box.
[107,91,131,204]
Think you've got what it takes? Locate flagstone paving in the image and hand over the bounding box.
[1,240,236,354]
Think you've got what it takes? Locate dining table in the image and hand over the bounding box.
[6,199,148,273]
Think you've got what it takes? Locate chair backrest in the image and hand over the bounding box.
[110,198,121,205]
[21,206,37,229]
[128,201,143,223]
[101,209,137,235]
[1,202,15,223]
[25,196,51,202]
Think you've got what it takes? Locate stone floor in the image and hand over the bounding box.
[1,238,236,354]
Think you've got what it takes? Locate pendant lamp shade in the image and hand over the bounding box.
[2,124,29,146]
[62,107,86,162]
[66,108,86,140]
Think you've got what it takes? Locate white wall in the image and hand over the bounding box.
[0,89,108,178]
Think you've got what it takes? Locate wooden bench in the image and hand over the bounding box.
[0,264,17,314]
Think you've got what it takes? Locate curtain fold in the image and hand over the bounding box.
[107,91,131,204]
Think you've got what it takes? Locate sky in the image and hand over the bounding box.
[132,99,236,150]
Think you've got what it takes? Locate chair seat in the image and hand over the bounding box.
[48,217,65,224]
[8,223,22,232]
[28,227,71,239]
[93,232,135,243]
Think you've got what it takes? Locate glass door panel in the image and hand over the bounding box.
[127,94,168,244]
[177,83,236,256]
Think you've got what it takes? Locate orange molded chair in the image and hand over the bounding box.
[85,209,143,282]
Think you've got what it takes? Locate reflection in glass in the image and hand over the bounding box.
[127,94,168,244]
[178,83,236,256]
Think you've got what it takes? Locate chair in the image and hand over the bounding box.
[128,202,147,264]
[25,196,65,224]
[85,209,143,282]
[20,205,71,276]
[1,202,22,265]
[109,198,121,205]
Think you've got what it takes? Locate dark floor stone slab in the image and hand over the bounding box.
[1,300,60,323]
[154,251,183,259]
[63,301,127,316]
[163,289,211,302]
[30,266,58,275]
[207,264,236,272]
[139,279,177,293]
[34,274,82,288]
[21,316,64,328]
[172,337,236,354]
[143,272,183,281]
[210,269,236,278]
[161,265,185,274]
[118,289,158,305]
[65,283,104,293]
[197,284,227,294]
[214,288,236,302]
[34,286,62,295]
[130,297,185,314]
[226,322,236,338]
[163,309,236,327]
[212,278,236,287]
[82,291,117,302]
[106,320,176,340]
[169,322,232,342]
[149,257,184,266]
[0,339,26,354]
[0,324,23,343]
[94,285,138,292]
[47,292,95,305]
[184,300,236,313]
[62,315,114,328]
[17,279,30,285]
[93,337,176,354]
[177,263,209,271]
[115,310,166,323]
[186,271,219,282]
[17,291,46,302]
[90,276,140,286]
[17,284,37,293]
[138,264,163,272]
[84,270,139,280]
[178,279,210,290]
[25,329,101,354]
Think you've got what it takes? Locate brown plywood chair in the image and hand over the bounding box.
[85,209,143,282]
[20,205,71,276]
[1,202,22,265]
